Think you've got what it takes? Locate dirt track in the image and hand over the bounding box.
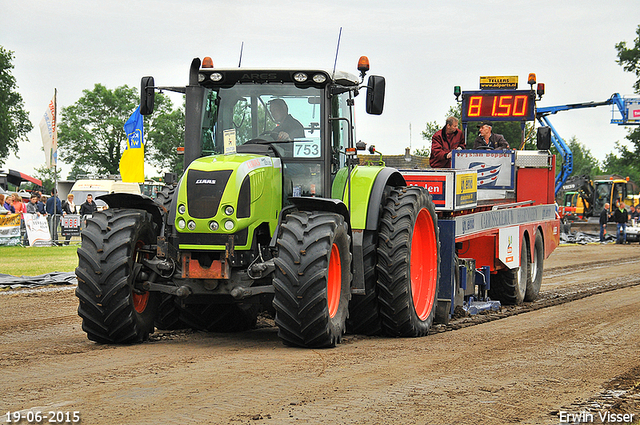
[1,244,640,424]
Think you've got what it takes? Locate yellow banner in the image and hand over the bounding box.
[479,76,518,90]
[0,213,21,246]
[0,213,21,227]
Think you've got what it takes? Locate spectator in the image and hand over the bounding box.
[62,193,77,245]
[35,191,47,216]
[46,189,63,244]
[429,116,465,168]
[473,121,510,150]
[0,193,11,214]
[599,202,610,243]
[79,194,98,217]
[11,193,25,214]
[4,194,15,213]
[629,204,640,222]
[62,193,77,215]
[613,202,629,244]
[26,194,41,215]
[45,189,62,215]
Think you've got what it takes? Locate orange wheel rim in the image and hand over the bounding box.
[133,291,149,313]
[410,209,438,321]
[327,243,342,318]
[132,239,149,314]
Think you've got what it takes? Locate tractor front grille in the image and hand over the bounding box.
[186,169,233,218]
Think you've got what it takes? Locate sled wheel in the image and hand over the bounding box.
[75,209,160,343]
[525,232,544,301]
[489,237,528,305]
[273,211,351,347]
[377,186,440,337]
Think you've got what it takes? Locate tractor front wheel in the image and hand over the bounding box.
[273,211,351,348]
[75,209,160,343]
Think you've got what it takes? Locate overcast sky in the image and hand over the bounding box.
[1,0,639,179]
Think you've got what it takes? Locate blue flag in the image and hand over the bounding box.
[120,106,144,182]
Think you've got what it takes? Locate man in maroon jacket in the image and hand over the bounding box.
[429,117,465,168]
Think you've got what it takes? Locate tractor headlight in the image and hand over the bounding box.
[293,72,308,82]
[209,221,219,231]
[224,220,235,231]
[224,205,234,216]
[187,220,196,231]
[177,218,186,230]
[178,204,186,215]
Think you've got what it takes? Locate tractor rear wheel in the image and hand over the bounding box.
[489,239,528,305]
[346,230,382,335]
[75,209,160,343]
[377,187,440,337]
[273,211,351,348]
[525,232,544,301]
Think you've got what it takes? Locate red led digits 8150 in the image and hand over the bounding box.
[462,91,534,121]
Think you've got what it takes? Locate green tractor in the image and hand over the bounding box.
[75,56,440,348]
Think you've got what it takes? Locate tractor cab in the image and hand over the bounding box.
[141,59,383,207]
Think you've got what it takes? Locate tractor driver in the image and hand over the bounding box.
[473,121,510,150]
[268,99,305,141]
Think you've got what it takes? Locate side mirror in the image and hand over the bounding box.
[536,126,551,150]
[366,75,385,115]
[140,76,155,115]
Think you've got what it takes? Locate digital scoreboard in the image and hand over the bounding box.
[461,90,535,121]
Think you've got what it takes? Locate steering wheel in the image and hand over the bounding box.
[260,131,279,139]
[244,138,269,144]
[244,132,278,144]
[475,145,493,150]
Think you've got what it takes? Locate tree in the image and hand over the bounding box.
[58,84,138,176]
[616,25,640,93]
[0,46,33,166]
[31,165,62,194]
[566,137,602,178]
[602,138,640,184]
[146,104,185,176]
[605,25,640,186]
[420,104,461,142]
[58,84,176,178]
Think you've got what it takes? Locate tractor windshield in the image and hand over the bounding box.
[200,84,330,198]
[200,84,322,157]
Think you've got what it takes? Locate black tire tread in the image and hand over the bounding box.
[489,239,528,305]
[75,209,159,343]
[346,230,381,335]
[376,186,440,337]
[273,211,351,348]
[525,232,544,302]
